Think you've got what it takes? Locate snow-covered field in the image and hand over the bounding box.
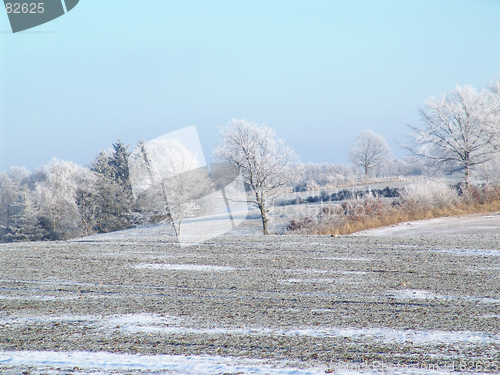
[356,213,500,236]
[1,233,499,374]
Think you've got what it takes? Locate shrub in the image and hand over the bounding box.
[463,184,500,205]
[400,180,458,210]
[286,216,315,232]
[286,194,389,234]
[340,195,386,221]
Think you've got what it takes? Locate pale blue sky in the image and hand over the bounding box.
[1,0,500,171]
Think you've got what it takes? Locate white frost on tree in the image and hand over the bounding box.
[35,159,94,239]
[129,137,205,236]
[348,130,391,177]
[213,119,298,235]
[404,85,500,186]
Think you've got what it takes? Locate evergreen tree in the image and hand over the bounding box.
[109,140,131,186]
[83,140,135,233]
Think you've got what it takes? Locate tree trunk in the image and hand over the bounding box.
[465,164,470,189]
[258,203,269,235]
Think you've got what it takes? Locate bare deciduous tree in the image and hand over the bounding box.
[213,119,298,235]
[404,85,500,186]
[348,130,390,177]
[129,138,207,236]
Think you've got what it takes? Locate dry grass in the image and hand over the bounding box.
[286,182,500,235]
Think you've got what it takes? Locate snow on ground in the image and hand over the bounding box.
[315,257,374,261]
[132,263,369,275]
[429,249,500,257]
[1,310,497,375]
[1,312,497,373]
[106,315,500,345]
[0,295,78,301]
[356,213,500,236]
[283,269,367,275]
[279,277,368,285]
[385,289,500,303]
[74,209,257,243]
[3,219,498,375]
[133,263,236,272]
[72,200,500,242]
[0,350,468,375]
[279,278,338,284]
[2,313,498,346]
[0,351,328,375]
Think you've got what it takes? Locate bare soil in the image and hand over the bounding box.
[1,234,499,372]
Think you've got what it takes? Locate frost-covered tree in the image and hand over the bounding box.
[0,161,94,242]
[91,139,132,187]
[129,138,207,236]
[0,167,38,242]
[405,85,500,186]
[489,77,500,97]
[35,159,93,240]
[348,130,390,177]
[213,119,298,235]
[291,163,359,191]
[474,154,500,184]
[86,140,135,233]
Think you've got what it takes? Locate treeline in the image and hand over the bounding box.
[0,146,472,242]
[280,187,400,206]
[0,141,135,242]
[290,158,426,192]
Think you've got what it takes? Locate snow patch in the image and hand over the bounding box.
[279,278,337,284]
[316,257,373,261]
[133,263,236,272]
[0,351,328,375]
[387,289,441,300]
[0,295,78,301]
[386,289,500,304]
[430,249,500,257]
[283,269,367,275]
[479,314,500,319]
[3,313,498,345]
[101,314,500,345]
[0,315,97,326]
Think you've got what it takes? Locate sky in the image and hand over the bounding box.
[1,0,500,172]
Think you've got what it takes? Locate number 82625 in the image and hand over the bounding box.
[5,3,45,14]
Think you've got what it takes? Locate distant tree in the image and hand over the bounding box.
[348,130,390,177]
[75,186,95,236]
[0,167,39,242]
[84,140,134,233]
[109,140,132,186]
[474,154,500,184]
[1,162,92,242]
[1,141,136,242]
[35,159,92,240]
[213,119,298,235]
[404,85,500,187]
[129,138,206,236]
[92,140,132,186]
